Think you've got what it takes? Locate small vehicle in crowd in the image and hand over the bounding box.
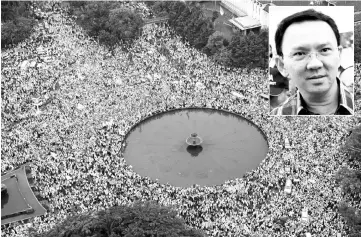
[284,179,292,194]
[285,138,291,149]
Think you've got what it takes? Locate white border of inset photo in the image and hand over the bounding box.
[269,6,354,116]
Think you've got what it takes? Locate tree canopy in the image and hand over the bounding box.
[227,29,268,69]
[147,1,214,50]
[335,167,361,199]
[203,31,227,56]
[336,124,361,235]
[344,125,361,162]
[338,202,361,233]
[71,2,144,52]
[32,202,206,237]
[1,1,36,48]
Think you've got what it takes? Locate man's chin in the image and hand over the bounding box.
[304,85,331,95]
[302,79,333,93]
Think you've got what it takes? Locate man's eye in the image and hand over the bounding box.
[293,52,305,56]
[321,48,332,52]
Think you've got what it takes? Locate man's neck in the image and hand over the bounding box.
[300,81,339,115]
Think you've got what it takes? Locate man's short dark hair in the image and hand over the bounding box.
[275,9,340,57]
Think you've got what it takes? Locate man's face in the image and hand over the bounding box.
[277,20,341,96]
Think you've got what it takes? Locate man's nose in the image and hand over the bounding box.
[306,53,323,70]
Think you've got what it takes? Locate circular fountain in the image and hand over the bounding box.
[123,108,268,187]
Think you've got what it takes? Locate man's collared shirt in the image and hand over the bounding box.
[271,79,354,115]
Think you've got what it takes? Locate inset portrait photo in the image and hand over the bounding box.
[269,6,354,115]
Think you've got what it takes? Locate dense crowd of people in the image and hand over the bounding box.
[1,3,360,237]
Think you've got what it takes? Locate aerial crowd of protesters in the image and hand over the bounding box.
[1,2,360,237]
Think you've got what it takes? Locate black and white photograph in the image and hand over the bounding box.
[1,1,361,237]
[269,5,355,115]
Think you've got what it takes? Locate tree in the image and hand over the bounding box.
[229,31,256,68]
[211,11,219,22]
[227,28,268,69]
[148,1,214,51]
[150,1,170,17]
[32,201,206,237]
[338,202,361,233]
[1,17,35,48]
[213,48,231,66]
[335,167,361,199]
[203,31,226,56]
[1,1,36,49]
[193,20,215,49]
[107,7,144,47]
[344,125,361,162]
[71,2,144,52]
[1,1,32,21]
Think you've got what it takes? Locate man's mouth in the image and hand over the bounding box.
[307,75,326,80]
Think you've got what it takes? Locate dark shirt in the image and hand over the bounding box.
[271,78,354,115]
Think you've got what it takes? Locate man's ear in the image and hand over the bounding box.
[275,56,289,78]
